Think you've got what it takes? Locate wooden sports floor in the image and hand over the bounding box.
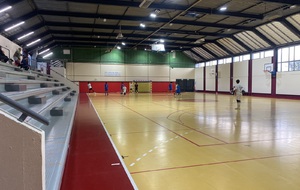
[88,92,300,190]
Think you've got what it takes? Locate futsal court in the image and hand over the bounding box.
[88,92,300,190]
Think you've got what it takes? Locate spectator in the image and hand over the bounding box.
[13,48,22,66]
[0,46,9,63]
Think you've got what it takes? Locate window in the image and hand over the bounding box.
[233,56,240,62]
[277,44,300,72]
[243,54,250,61]
[264,50,273,57]
[295,45,300,60]
[195,62,205,68]
[252,52,260,59]
[225,57,232,64]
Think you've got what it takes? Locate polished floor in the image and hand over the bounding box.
[88,92,300,190]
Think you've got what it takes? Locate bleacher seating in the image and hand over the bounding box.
[0,61,78,190]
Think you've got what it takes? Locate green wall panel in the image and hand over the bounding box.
[124,50,148,64]
[148,51,169,65]
[73,48,101,62]
[100,49,124,63]
[51,48,72,61]
[50,47,195,67]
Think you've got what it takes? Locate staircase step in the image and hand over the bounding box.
[28,95,47,104]
[40,83,49,88]
[64,96,71,102]
[27,76,35,80]
[50,107,63,116]
[14,68,23,72]
[5,84,27,92]
[52,90,60,95]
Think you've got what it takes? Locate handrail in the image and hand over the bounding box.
[0,93,49,125]
[50,68,79,86]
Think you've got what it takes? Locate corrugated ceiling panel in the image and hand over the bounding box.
[235,31,270,50]
[192,47,214,60]
[183,51,202,62]
[286,14,300,31]
[217,38,247,54]
[256,21,300,45]
[203,43,228,57]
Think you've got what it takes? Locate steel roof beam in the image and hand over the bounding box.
[37,10,251,30]
[61,0,263,19]
[261,0,300,5]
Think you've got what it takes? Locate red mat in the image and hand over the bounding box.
[61,94,135,190]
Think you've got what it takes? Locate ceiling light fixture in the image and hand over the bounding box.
[219,6,227,11]
[17,31,34,40]
[26,39,41,46]
[38,48,50,55]
[43,52,53,58]
[0,6,12,13]
[150,13,157,18]
[5,21,25,31]
[116,25,124,39]
[140,23,146,28]
[122,42,126,46]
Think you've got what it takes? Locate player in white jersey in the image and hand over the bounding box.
[233,79,243,110]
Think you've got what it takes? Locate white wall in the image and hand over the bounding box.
[276,71,300,95]
[252,57,272,93]
[205,66,216,91]
[66,62,194,82]
[0,35,21,59]
[218,64,231,92]
[195,67,204,90]
[0,112,45,190]
[233,61,249,92]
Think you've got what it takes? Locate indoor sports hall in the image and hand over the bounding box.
[1,0,300,190]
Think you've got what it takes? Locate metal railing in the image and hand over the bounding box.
[0,93,49,125]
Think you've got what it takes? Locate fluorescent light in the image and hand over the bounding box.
[219,6,227,11]
[160,39,165,43]
[26,39,41,46]
[5,21,25,31]
[121,42,126,45]
[150,13,157,18]
[117,46,121,50]
[17,32,34,40]
[0,6,12,13]
[38,48,50,55]
[140,23,146,28]
[43,52,53,58]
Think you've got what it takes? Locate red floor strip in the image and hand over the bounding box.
[60,94,135,190]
